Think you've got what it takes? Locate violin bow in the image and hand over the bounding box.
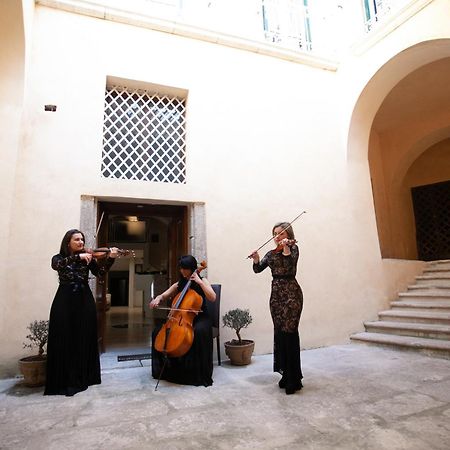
[95,212,105,242]
[246,211,306,259]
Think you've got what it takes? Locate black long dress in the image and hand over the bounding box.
[151,279,213,387]
[253,244,303,392]
[44,253,114,396]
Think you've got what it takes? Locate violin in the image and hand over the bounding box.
[84,247,135,260]
[154,261,207,359]
[246,211,306,259]
[274,239,297,253]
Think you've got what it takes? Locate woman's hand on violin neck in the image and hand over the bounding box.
[79,252,93,264]
[249,251,260,263]
[190,272,202,284]
[281,239,296,255]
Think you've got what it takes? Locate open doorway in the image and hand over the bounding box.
[96,201,188,353]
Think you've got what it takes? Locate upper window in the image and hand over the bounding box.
[102,85,187,183]
[363,0,391,31]
[262,0,312,51]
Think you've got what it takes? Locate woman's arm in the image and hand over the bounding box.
[51,254,80,270]
[88,247,119,277]
[283,244,299,264]
[252,252,269,274]
[191,273,216,302]
[149,282,179,308]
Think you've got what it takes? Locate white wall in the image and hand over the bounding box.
[1,0,449,376]
[0,0,30,377]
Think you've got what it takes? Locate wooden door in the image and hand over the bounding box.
[412,180,450,261]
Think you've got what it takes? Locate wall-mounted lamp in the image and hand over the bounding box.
[44,105,57,112]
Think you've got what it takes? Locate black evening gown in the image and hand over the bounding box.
[151,280,213,387]
[253,245,303,392]
[44,253,114,396]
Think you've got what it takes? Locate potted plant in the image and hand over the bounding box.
[18,320,49,387]
[222,308,254,365]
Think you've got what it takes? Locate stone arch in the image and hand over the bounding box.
[347,39,450,260]
[347,38,450,163]
[393,126,450,185]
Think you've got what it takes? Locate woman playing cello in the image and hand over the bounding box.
[149,255,216,387]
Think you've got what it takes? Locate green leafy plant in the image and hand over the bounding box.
[222,308,252,345]
[23,320,49,357]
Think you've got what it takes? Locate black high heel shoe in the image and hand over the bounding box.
[285,380,303,395]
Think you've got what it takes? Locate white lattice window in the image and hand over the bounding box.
[102,86,186,183]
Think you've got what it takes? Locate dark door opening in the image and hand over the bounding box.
[109,272,129,307]
[95,201,188,352]
[412,180,450,261]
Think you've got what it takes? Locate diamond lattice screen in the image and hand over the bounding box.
[412,180,450,261]
[102,86,186,183]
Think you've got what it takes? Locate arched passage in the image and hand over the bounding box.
[347,39,450,260]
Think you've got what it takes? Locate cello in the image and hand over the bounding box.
[154,260,207,358]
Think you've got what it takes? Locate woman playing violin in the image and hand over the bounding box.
[45,229,119,396]
[149,255,216,387]
[250,222,303,395]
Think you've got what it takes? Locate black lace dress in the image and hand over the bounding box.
[151,279,213,387]
[253,245,303,392]
[44,253,114,396]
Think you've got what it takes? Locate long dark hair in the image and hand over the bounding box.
[177,255,202,293]
[59,229,85,256]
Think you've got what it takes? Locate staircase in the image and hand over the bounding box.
[350,260,450,359]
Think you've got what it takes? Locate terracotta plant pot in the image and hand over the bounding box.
[224,340,255,365]
[18,355,46,387]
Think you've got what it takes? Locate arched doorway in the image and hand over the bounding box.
[347,40,450,260]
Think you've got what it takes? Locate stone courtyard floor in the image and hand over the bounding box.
[1,343,449,450]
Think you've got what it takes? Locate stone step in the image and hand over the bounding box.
[350,332,450,359]
[390,300,450,312]
[407,285,450,294]
[423,268,450,275]
[379,309,450,325]
[398,292,450,301]
[364,320,450,340]
[418,272,450,278]
[426,260,450,270]
[351,260,450,358]
[416,275,450,287]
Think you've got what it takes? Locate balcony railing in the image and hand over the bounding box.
[363,0,412,32]
[262,0,312,51]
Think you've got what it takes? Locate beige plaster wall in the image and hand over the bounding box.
[406,138,450,187]
[0,0,27,371]
[2,1,447,376]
